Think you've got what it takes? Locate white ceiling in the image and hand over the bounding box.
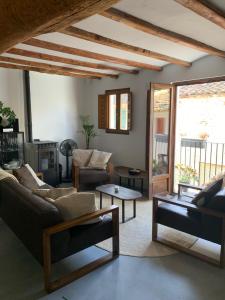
[1,0,225,76]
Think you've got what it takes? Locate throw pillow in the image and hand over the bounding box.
[33,187,77,200]
[88,150,112,170]
[0,168,19,182]
[72,149,93,167]
[13,164,45,189]
[192,178,223,207]
[53,192,101,224]
[207,172,225,188]
[25,164,45,186]
[206,188,225,213]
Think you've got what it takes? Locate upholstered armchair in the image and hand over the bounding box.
[72,149,113,191]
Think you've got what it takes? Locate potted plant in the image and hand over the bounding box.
[80,115,97,149]
[175,163,198,184]
[0,101,16,128]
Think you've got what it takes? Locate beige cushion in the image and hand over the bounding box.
[72,149,93,167]
[88,150,112,170]
[33,187,77,201]
[33,188,100,224]
[54,192,100,224]
[25,164,45,186]
[0,168,19,182]
[13,164,45,189]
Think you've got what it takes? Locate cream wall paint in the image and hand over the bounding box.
[81,56,225,170]
[0,69,25,133]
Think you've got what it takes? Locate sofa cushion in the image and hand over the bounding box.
[14,165,39,189]
[157,203,202,237]
[206,188,225,213]
[0,168,18,182]
[53,192,101,225]
[33,188,100,225]
[80,168,109,184]
[33,187,77,201]
[207,172,225,188]
[88,150,111,170]
[72,149,93,167]
[192,178,223,207]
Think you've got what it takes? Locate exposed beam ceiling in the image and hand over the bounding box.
[0,62,98,79]
[100,8,225,58]
[0,0,119,54]
[0,56,118,78]
[175,0,225,29]
[7,48,139,75]
[61,26,191,67]
[23,38,163,71]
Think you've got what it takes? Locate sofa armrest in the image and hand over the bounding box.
[43,205,119,292]
[153,194,225,219]
[178,183,204,197]
[44,205,119,235]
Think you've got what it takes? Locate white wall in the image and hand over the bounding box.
[29,72,85,174]
[0,69,25,132]
[82,56,225,170]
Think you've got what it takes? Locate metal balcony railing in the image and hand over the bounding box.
[153,136,225,185]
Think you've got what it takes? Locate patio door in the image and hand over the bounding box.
[146,83,176,198]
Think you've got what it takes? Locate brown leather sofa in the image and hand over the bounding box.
[0,178,119,293]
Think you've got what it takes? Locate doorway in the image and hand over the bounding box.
[174,80,225,191]
[146,77,225,198]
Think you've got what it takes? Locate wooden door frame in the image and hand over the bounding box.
[146,83,177,198]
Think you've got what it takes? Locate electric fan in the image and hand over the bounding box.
[59,139,77,181]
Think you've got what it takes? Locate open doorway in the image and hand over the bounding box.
[174,80,225,191]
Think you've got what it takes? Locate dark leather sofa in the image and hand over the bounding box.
[0,178,119,292]
[152,187,225,267]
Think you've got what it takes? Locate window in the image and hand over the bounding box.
[98,88,132,134]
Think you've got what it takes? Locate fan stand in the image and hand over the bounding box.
[62,154,72,183]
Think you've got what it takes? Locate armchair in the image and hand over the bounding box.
[152,184,225,267]
[72,149,113,191]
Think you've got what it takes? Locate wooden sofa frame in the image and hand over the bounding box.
[152,190,225,268]
[43,205,119,293]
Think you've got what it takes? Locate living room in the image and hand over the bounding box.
[0,0,225,299]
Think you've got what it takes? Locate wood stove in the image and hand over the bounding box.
[25,141,59,186]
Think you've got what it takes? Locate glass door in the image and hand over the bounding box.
[147,83,175,198]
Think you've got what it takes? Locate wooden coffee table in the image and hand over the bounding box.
[96,184,142,223]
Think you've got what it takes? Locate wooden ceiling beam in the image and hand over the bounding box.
[23,38,162,71]
[0,62,98,79]
[61,26,191,67]
[100,8,225,58]
[0,56,118,78]
[8,48,139,74]
[0,0,119,54]
[175,0,225,29]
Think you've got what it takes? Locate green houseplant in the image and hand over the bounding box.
[175,163,198,184]
[0,101,16,127]
[80,115,97,149]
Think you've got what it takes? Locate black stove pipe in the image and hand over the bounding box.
[23,70,33,142]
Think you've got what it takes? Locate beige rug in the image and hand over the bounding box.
[96,194,197,257]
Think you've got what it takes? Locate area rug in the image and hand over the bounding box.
[95,194,197,257]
